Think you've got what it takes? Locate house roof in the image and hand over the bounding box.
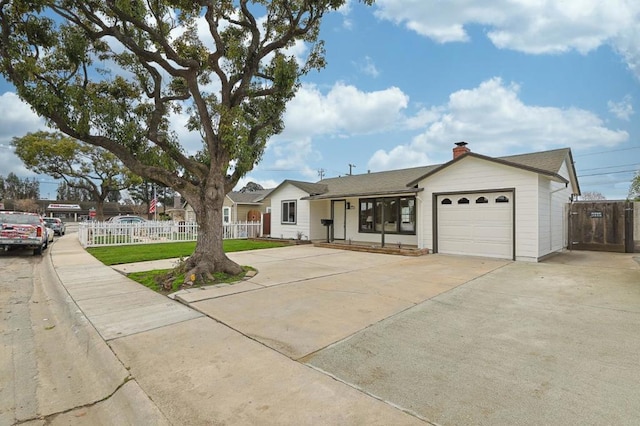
[303,166,439,200]
[274,147,579,201]
[406,148,577,189]
[261,180,328,201]
[227,189,272,204]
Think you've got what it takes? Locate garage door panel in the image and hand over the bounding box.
[437,192,513,259]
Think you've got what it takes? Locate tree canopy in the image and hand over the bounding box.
[629,172,640,201]
[12,131,139,219]
[0,172,40,200]
[0,0,373,284]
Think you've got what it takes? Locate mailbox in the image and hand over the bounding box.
[320,219,333,242]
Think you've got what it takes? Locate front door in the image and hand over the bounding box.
[332,200,346,240]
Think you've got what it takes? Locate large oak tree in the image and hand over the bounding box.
[0,0,372,282]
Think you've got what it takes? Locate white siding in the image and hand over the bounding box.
[537,158,574,258]
[269,185,313,240]
[309,201,330,240]
[417,157,541,261]
[538,176,571,257]
[308,197,418,245]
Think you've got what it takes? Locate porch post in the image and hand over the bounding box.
[380,201,385,248]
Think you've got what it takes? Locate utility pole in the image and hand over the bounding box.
[348,164,356,175]
[317,168,326,180]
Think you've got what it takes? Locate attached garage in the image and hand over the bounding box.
[411,143,581,262]
[436,191,514,259]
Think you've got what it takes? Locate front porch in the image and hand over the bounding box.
[313,240,429,257]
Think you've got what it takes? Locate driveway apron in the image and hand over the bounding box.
[190,247,509,360]
[306,252,640,425]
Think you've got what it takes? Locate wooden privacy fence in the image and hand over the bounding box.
[78,220,261,248]
[568,201,634,253]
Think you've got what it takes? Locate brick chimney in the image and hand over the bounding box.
[453,141,470,159]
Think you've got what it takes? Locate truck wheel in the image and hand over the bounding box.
[33,245,43,255]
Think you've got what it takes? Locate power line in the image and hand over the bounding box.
[577,169,637,178]
[578,162,640,172]
[574,146,640,157]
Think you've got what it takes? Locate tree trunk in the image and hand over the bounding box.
[180,177,243,285]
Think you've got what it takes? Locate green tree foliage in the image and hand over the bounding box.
[0,172,40,200]
[56,180,93,201]
[629,171,640,200]
[0,0,372,283]
[127,180,176,218]
[580,191,606,201]
[12,131,139,219]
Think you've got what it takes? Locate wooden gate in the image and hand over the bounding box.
[262,212,271,236]
[569,201,634,253]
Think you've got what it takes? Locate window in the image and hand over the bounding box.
[441,198,452,205]
[281,200,296,224]
[222,207,231,224]
[496,195,509,203]
[358,196,416,235]
[475,196,488,204]
[458,197,470,204]
[359,200,374,230]
[400,197,415,232]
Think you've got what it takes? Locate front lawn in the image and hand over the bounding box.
[87,239,287,265]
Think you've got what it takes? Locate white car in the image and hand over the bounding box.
[107,215,147,223]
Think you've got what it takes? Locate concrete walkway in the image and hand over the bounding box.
[56,236,498,424]
[51,235,640,425]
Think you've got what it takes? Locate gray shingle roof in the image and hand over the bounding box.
[304,165,440,199]
[498,148,571,174]
[279,147,576,200]
[227,189,273,204]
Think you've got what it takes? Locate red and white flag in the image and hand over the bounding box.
[149,197,157,214]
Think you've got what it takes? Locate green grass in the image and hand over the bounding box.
[86,239,287,265]
[127,266,255,294]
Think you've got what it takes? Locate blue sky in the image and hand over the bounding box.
[0,0,639,200]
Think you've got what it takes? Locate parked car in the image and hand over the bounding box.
[0,211,49,255]
[107,215,147,224]
[45,222,55,244]
[43,217,66,236]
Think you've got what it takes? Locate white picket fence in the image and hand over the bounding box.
[78,220,261,248]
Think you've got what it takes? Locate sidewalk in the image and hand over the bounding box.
[51,235,425,425]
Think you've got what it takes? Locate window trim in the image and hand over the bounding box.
[281,200,297,225]
[358,196,416,235]
[222,206,231,224]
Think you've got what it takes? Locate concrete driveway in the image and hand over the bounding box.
[175,247,640,425]
[186,246,509,360]
[106,244,640,424]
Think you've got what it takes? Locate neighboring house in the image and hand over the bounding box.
[184,189,272,223]
[265,142,581,262]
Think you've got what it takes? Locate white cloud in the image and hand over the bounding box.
[369,145,432,171]
[280,82,409,140]
[266,82,409,171]
[608,95,634,120]
[374,0,640,76]
[367,77,629,170]
[357,56,380,77]
[0,92,49,178]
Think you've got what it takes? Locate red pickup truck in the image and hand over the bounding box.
[0,211,49,255]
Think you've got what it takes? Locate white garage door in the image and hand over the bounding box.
[437,192,513,259]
